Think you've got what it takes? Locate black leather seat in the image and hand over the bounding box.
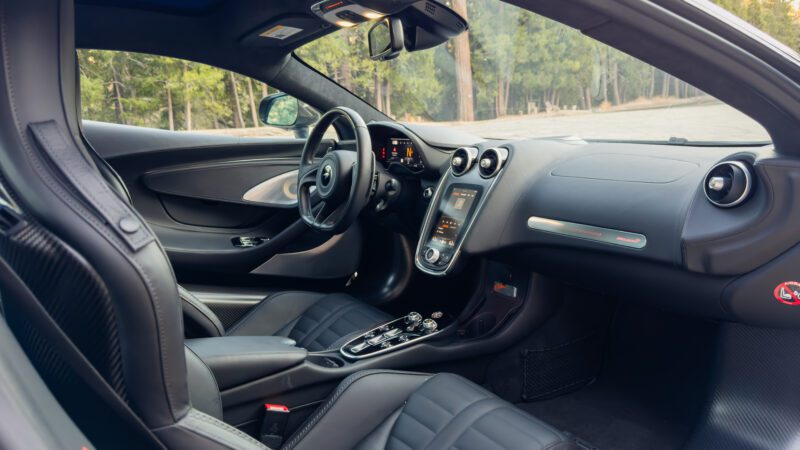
[182,287,391,350]
[0,0,580,448]
[282,370,579,450]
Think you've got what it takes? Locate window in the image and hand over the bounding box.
[77,50,307,138]
[296,0,770,143]
[711,0,800,50]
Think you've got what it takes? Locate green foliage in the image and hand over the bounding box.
[78,0,800,129]
[78,49,274,130]
[298,0,800,121]
[266,96,299,126]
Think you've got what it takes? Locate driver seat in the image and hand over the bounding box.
[77,59,391,351]
[180,287,391,349]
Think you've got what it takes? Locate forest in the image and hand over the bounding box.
[77,0,800,132]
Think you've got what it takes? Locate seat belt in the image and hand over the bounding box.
[0,256,165,450]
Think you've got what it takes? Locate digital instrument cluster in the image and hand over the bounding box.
[378,137,424,170]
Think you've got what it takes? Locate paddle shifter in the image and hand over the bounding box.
[340,311,450,359]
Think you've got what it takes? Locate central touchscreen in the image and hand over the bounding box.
[431,186,481,248]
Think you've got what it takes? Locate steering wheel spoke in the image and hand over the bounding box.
[313,201,346,227]
[298,160,321,187]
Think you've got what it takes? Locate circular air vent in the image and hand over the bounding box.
[450,147,477,176]
[703,160,753,208]
[478,148,508,178]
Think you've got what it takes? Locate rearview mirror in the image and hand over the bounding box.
[259,93,320,138]
[368,18,404,61]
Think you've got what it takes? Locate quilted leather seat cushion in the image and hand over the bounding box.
[226,292,392,351]
[285,371,580,450]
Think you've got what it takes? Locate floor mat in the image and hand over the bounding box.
[516,303,718,450]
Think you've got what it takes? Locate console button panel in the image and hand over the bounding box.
[340,312,450,359]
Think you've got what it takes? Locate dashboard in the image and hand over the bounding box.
[366,120,800,331]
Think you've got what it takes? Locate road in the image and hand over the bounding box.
[421,102,771,143]
[197,102,771,143]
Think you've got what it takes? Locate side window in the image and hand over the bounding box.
[77,50,318,138]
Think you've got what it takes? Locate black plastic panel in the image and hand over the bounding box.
[143,160,297,206]
[686,324,800,449]
[466,139,732,266]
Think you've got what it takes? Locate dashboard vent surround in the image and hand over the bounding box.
[478,147,508,178]
[703,160,753,208]
[450,147,477,176]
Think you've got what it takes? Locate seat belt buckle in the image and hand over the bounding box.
[260,403,290,448]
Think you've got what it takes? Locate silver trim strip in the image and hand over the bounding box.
[242,169,315,208]
[527,216,647,249]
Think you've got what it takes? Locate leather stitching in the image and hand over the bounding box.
[282,370,430,450]
[178,409,267,449]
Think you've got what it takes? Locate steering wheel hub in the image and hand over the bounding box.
[316,156,338,198]
[296,107,374,233]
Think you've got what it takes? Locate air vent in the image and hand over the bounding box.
[450,147,477,176]
[703,160,753,208]
[478,148,508,178]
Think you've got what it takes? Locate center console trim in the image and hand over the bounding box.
[414,147,509,276]
[340,317,447,360]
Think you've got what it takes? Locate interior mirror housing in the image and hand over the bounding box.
[259,93,320,138]
[368,17,403,61]
[400,1,467,52]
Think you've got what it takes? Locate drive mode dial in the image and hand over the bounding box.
[424,247,440,264]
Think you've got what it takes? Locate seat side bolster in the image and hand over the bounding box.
[179,285,224,337]
[154,409,269,450]
[283,370,432,450]
[184,346,223,420]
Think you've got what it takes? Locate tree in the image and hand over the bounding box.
[77,0,799,132]
[452,0,475,121]
[227,71,244,128]
[246,77,259,127]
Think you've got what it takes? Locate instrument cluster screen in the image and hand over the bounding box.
[379,138,423,170]
[431,187,480,248]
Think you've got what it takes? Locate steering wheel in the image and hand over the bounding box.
[297,107,374,234]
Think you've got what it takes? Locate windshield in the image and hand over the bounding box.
[297,0,771,143]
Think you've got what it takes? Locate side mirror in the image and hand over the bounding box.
[259,93,320,138]
[368,17,404,61]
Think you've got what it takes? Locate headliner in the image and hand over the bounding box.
[75,0,332,83]
[77,0,224,14]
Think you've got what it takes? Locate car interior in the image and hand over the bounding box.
[1,0,800,449]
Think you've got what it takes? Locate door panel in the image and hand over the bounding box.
[159,194,270,228]
[143,159,298,207]
[83,120,361,284]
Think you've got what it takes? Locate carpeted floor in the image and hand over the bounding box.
[515,304,718,450]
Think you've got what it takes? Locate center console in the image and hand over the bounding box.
[340,311,452,359]
[416,146,508,276]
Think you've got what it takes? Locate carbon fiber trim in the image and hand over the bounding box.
[686,324,800,449]
[0,209,126,400]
